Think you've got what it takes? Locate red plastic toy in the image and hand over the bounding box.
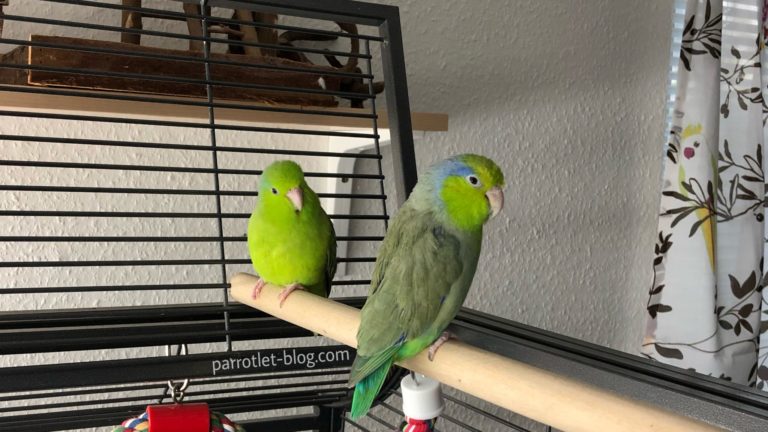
[147,402,210,432]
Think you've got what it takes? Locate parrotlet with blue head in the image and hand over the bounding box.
[348,154,505,419]
[247,160,336,306]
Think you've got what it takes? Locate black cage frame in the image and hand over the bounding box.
[1,1,768,432]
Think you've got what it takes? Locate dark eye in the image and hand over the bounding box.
[466,175,481,187]
[271,188,278,194]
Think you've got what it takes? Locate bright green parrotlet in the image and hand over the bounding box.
[247,160,336,306]
[348,154,505,419]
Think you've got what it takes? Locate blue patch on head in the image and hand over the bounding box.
[435,159,474,180]
[440,295,446,305]
[431,159,475,202]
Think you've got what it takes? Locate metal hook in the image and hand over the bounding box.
[167,378,190,403]
[164,344,190,404]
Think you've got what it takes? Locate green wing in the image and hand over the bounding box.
[303,202,336,298]
[349,204,464,385]
[324,215,337,297]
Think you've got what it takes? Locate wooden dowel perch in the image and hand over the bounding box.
[230,273,720,432]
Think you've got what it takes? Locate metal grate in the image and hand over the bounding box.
[0,0,418,430]
[3,2,763,432]
[0,1,551,431]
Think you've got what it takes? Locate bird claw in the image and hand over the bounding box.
[278,283,305,308]
[427,331,454,361]
[251,278,266,299]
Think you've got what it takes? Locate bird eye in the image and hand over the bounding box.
[271,188,278,194]
[466,175,481,187]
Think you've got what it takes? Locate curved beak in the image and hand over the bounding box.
[286,187,303,212]
[485,186,504,218]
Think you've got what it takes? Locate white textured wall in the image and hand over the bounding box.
[362,0,674,353]
[0,0,674,429]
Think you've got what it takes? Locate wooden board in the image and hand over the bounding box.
[0,86,449,132]
[229,273,723,432]
[0,35,368,107]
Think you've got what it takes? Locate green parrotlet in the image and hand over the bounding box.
[348,154,505,419]
[247,160,336,306]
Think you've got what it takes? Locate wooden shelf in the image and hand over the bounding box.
[0,36,447,132]
[0,86,448,132]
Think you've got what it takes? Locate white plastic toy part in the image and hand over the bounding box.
[324,131,390,276]
[400,373,444,420]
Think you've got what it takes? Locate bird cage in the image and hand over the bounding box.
[1,1,768,432]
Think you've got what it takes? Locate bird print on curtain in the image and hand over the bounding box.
[643,0,768,389]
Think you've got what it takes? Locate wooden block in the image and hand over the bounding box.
[1,35,352,107]
[0,43,25,85]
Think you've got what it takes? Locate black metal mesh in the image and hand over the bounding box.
[0,1,385,430]
[0,1,548,431]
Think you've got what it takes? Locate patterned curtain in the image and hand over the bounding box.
[642,0,768,388]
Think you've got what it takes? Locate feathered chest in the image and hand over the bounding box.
[247,206,332,285]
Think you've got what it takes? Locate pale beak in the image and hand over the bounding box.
[286,187,303,212]
[485,187,504,218]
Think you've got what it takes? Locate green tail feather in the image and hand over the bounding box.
[349,358,393,419]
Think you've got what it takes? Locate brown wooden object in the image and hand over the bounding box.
[121,0,142,45]
[231,10,279,57]
[182,3,204,52]
[254,12,279,57]
[0,35,362,107]
[0,1,8,40]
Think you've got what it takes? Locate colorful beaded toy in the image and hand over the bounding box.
[111,410,245,432]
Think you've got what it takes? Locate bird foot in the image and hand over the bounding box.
[251,278,266,299]
[427,331,455,361]
[278,283,305,308]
